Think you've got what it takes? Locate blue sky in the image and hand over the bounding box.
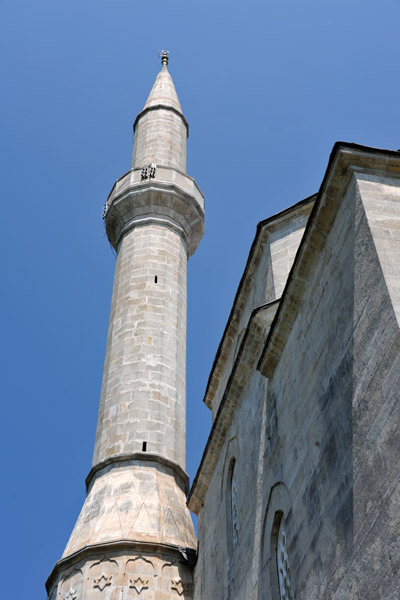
[1,0,400,597]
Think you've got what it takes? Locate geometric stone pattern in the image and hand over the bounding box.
[62,461,196,558]
[50,552,194,600]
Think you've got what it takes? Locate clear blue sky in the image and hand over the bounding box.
[1,0,399,597]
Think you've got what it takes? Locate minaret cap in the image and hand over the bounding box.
[140,51,183,114]
[159,50,169,67]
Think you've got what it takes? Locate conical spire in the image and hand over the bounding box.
[132,54,188,172]
[142,57,183,114]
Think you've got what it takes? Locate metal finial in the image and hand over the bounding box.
[158,50,169,67]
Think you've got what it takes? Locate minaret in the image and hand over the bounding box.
[47,53,204,600]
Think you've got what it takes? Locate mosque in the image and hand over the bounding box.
[47,53,400,600]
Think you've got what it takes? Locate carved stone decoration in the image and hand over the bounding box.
[171,577,185,596]
[59,566,83,600]
[162,561,193,597]
[129,576,149,594]
[125,555,155,598]
[93,573,113,591]
[89,556,118,595]
[62,589,77,600]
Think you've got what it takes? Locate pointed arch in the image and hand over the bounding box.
[258,482,292,600]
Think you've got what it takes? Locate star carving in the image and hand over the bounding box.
[129,576,150,594]
[171,578,184,596]
[93,573,112,591]
[63,590,77,600]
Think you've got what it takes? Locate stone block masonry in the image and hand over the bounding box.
[93,223,188,469]
[132,109,187,173]
[190,145,400,600]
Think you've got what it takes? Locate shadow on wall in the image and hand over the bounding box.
[258,184,357,599]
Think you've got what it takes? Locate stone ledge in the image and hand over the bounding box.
[188,301,279,515]
[46,539,197,595]
[202,196,315,414]
[104,173,204,256]
[86,452,190,495]
[106,166,204,208]
[257,143,400,378]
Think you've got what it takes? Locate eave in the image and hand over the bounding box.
[188,301,279,514]
[257,142,400,377]
[203,196,315,413]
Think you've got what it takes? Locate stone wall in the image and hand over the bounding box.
[262,172,400,598]
[265,217,309,303]
[207,203,312,423]
[194,367,268,600]
[193,167,400,599]
[261,178,356,599]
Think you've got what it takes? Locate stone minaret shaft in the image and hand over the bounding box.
[93,218,188,469]
[47,54,204,600]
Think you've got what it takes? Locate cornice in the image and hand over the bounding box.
[86,452,190,495]
[257,143,400,378]
[46,539,197,594]
[203,196,315,412]
[104,172,205,256]
[188,301,279,515]
[106,166,204,208]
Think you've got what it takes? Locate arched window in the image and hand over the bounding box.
[259,483,293,600]
[274,514,293,600]
[226,458,238,556]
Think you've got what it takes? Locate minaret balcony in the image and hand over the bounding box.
[104,165,204,256]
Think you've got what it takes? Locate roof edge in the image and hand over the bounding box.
[203,194,316,411]
[257,142,400,377]
[188,300,280,514]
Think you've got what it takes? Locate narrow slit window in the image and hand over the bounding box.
[226,458,238,557]
[154,276,158,283]
[142,441,147,452]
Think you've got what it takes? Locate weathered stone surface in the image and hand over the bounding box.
[93,223,188,470]
[192,145,400,600]
[202,198,314,420]
[50,550,194,600]
[63,460,196,557]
